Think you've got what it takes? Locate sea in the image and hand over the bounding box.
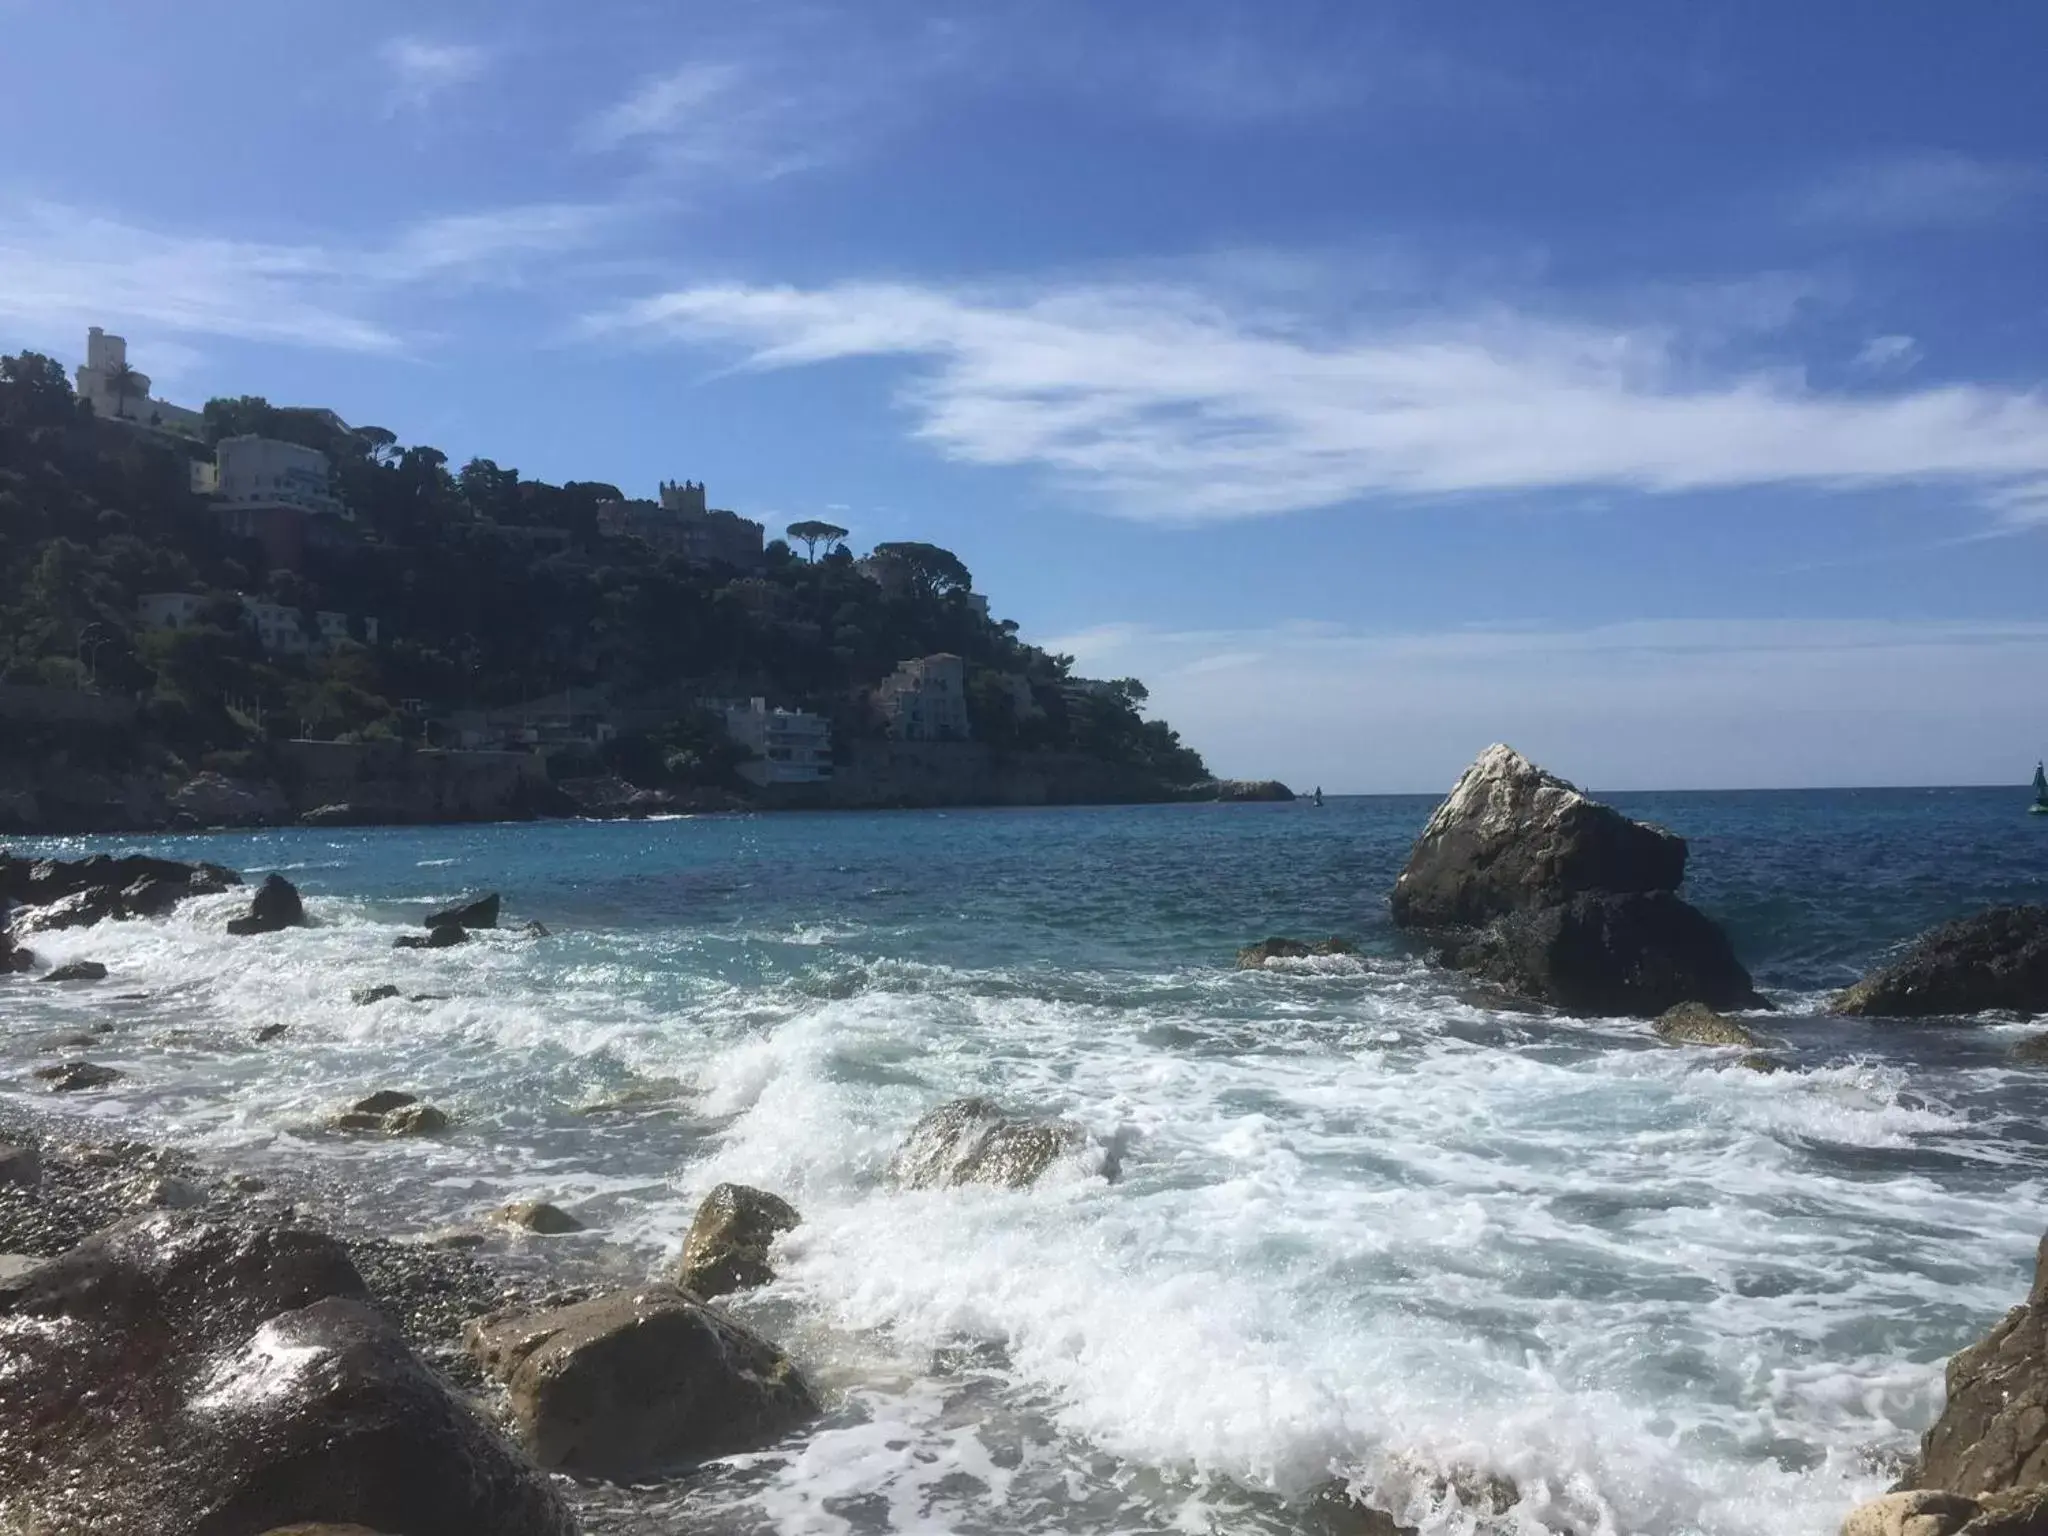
[4,788,2046,1536]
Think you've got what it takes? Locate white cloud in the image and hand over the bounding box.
[602,277,2048,522]
[381,36,492,111]
[1049,617,2048,791]
[0,200,614,356]
[1852,334,1922,376]
[1797,151,2045,230]
[578,59,845,180]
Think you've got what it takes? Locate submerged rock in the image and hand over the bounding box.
[227,873,308,936]
[34,1061,121,1092]
[256,1023,290,1042]
[425,892,500,930]
[891,1097,1090,1190]
[677,1183,800,1298]
[394,923,468,950]
[351,984,402,1005]
[1390,744,1686,929]
[0,1212,571,1536]
[1655,1001,1763,1047]
[466,1285,817,1477]
[1833,907,2048,1019]
[40,959,107,984]
[491,1200,584,1236]
[1236,936,1356,969]
[521,919,551,939]
[333,1092,450,1136]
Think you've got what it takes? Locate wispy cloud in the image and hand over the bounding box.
[1796,151,2046,230]
[381,36,493,112]
[0,199,614,355]
[1048,617,2048,790]
[1852,334,1922,376]
[598,276,2048,523]
[578,57,863,181]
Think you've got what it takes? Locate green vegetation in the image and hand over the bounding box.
[0,351,1208,798]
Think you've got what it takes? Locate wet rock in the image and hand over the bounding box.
[1302,1482,1413,1536]
[2013,1034,2048,1064]
[34,1061,121,1092]
[257,1023,290,1042]
[40,959,107,984]
[491,1200,585,1236]
[0,1142,39,1188]
[0,927,31,972]
[677,1183,800,1298]
[1655,1001,1763,1047]
[1440,890,1763,1017]
[522,920,551,939]
[0,1211,572,1536]
[1236,936,1357,969]
[354,1091,419,1115]
[168,770,291,828]
[1839,1490,1983,1536]
[1390,744,1687,929]
[120,1173,206,1209]
[394,923,468,950]
[16,885,119,933]
[1735,1052,1788,1074]
[891,1097,1089,1190]
[1911,1232,2048,1497]
[351,984,402,1005]
[227,872,308,936]
[1962,1487,2048,1536]
[1,851,239,909]
[384,1104,451,1136]
[1834,907,2048,1019]
[466,1284,817,1477]
[332,1093,451,1136]
[35,1030,102,1051]
[426,892,500,930]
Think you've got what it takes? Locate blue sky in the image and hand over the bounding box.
[4,0,2046,791]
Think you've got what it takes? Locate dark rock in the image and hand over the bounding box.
[227,873,308,936]
[1,926,31,972]
[332,1095,450,1136]
[351,984,402,1005]
[1961,1487,2048,1536]
[36,1030,102,1051]
[352,1091,419,1115]
[0,1211,571,1536]
[490,1201,584,1236]
[1912,1232,2048,1497]
[2013,1035,2048,1064]
[1390,744,1687,930]
[16,885,119,933]
[1442,890,1763,1016]
[256,1023,290,1042]
[891,1097,1088,1189]
[521,920,551,939]
[1834,907,2048,1019]
[168,771,291,828]
[394,924,468,950]
[34,1061,121,1092]
[1236,936,1356,969]
[1,851,240,909]
[425,893,499,930]
[1736,1053,1788,1074]
[1655,1001,1763,1047]
[466,1284,817,1477]
[677,1183,800,1298]
[1207,778,1296,802]
[40,959,108,984]
[0,1142,39,1188]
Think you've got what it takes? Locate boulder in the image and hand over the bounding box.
[1839,1491,1984,1536]
[677,1183,800,1298]
[891,1097,1088,1190]
[1,926,31,972]
[168,771,291,828]
[1441,890,1763,1017]
[394,924,468,950]
[465,1284,816,1477]
[34,1061,121,1092]
[0,1212,572,1536]
[1,851,240,910]
[1912,1233,2048,1497]
[16,885,119,933]
[2013,1035,2048,1065]
[1833,907,2048,1019]
[257,1024,290,1042]
[1962,1488,2048,1536]
[1655,1001,1763,1047]
[490,1200,584,1236]
[425,893,500,930]
[1391,745,1687,930]
[227,873,308,936]
[41,959,108,984]
[351,984,402,1005]
[1236,936,1356,969]
[521,920,551,939]
[332,1092,450,1136]
[0,1142,39,1188]
[354,1090,418,1115]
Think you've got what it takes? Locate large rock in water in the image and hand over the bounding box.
[424,893,499,930]
[1390,745,1686,929]
[466,1285,816,1478]
[1833,907,2048,1019]
[0,1211,571,1536]
[1911,1233,2048,1498]
[677,1183,800,1298]
[890,1097,1090,1189]
[229,873,308,936]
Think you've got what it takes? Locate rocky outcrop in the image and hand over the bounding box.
[0,1211,572,1536]
[1391,747,1759,1016]
[227,873,308,936]
[677,1183,800,1298]
[1912,1234,2048,1497]
[41,959,108,984]
[0,1142,39,1187]
[1839,1491,1988,1536]
[34,1061,121,1092]
[1654,1002,1764,1047]
[332,1092,450,1136]
[3,851,240,933]
[490,1200,584,1235]
[466,1285,816,1478]
[394,924,468,950]
[351,984,402,1005]
[425,893,500,930]
[2013,1035,2048,1065]
[1203,779,1296,803]
[1236,936,1356,969]
[2,926,34,972]
[169,771,291,828]
[1833,907,2048,1019]
[891,1098,1090,1190]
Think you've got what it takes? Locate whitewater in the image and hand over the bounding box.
[4,791,2044,1536]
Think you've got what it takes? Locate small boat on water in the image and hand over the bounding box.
[1312,786,1324,808]
[2033,761,2048,815]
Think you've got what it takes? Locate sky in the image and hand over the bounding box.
[3,0,2046,791]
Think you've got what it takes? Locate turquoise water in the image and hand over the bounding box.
[5,791,2046,1535]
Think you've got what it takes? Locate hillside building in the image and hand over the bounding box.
[875,654,971,741]
[74,327,204,437]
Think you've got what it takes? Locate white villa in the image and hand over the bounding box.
[75,327,204,436]
[724,698,834,785]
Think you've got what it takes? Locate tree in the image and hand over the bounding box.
[870,541,972,599]
[353,425,401,465]
[106,363,145,421]
[786,520,850,562]
[0,352,75,428]
[203,395,279,444]
[1108,677,1150,707]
